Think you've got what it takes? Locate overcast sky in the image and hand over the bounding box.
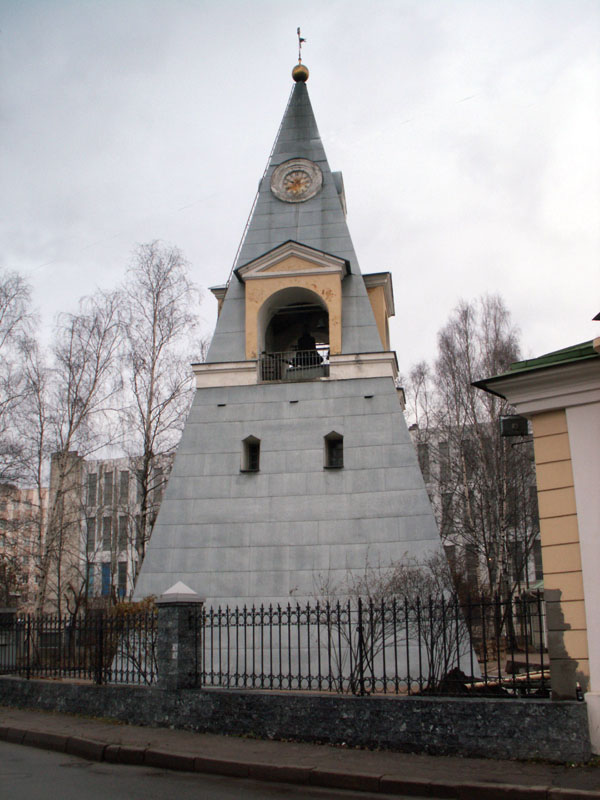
[2,0,599,377]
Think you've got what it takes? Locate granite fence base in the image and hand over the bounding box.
[0,676,591,762]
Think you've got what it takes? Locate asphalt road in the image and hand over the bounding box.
[0,741,435,800]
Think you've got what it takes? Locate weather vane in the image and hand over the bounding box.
[297,27,306,64]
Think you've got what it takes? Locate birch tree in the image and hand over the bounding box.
[38,290,123,613]
[407,295,539,598]
[0,269,33,483]
[120,241,200,574]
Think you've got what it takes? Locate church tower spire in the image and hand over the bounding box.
[134,62,444,611]
[206,62,384,365]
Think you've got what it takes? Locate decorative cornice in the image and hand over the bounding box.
[363,272,395,317]
[209,285,227,302]
[234,240,350,283]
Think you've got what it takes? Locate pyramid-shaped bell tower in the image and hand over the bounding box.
[134,64,444,606]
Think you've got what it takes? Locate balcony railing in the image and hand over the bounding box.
[259,346,330,382]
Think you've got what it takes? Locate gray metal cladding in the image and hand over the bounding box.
[134,376,443,606]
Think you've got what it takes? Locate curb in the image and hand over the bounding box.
[455,784,548,799]
[247,762,312,784]
[0,725,25,744]
[194,755,251,777]
[310,767,381,793]
[145,748,197,772]
[1,726,599,799]
[549,793,600,800]
[66,736,107,762]
[381,775,457,798]
[22,730,68,753]
[104,744,146,765]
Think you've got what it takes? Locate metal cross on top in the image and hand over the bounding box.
[297,27,306,63]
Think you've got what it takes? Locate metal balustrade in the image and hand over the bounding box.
[258,346,330,382]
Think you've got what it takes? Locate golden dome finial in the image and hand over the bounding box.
[293,27,309,82]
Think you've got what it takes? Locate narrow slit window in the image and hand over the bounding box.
[324,432,344,469]
[242,436,260,472]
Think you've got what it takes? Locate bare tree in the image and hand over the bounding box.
[406,295,539,599]
[192,334,212,364]
[0,270,33,483]
[9,338,52,610]
[0,551,23,606]
[120,241,200,574]
[37,290,123,614]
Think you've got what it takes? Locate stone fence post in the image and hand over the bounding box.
[155,583,204,690]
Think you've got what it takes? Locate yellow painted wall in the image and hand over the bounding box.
[531,408,588,692]
[261,255,322,273]
[244,271,342,359]
[366,286,389,350]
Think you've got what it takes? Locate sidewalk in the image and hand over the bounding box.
[1,705,598,799]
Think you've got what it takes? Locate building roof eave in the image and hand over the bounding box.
[474,350,600,416]
[474,340,599,399]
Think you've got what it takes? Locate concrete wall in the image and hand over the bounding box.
[0,677,590,763]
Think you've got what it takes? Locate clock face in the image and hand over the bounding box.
[284,169,311,195]
[270,158,323,203]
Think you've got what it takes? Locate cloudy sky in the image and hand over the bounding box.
[2,0,599,376]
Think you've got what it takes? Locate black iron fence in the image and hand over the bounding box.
[195,592,549,697]
[0,593,549,697]
[0,608,157,685]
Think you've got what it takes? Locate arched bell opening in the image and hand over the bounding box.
[257,287,330,382]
